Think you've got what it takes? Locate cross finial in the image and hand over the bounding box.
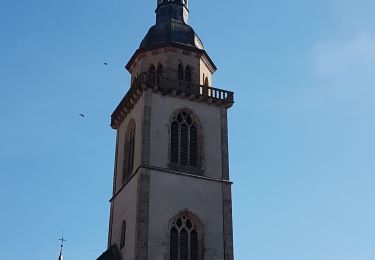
[58,234,66,260]
[59,235,67,247]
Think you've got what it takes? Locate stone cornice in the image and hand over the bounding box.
[125,42,217,73]
[109,164,233,203]
[110,73,234,129]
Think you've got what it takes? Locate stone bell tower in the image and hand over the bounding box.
[98,1,234,259]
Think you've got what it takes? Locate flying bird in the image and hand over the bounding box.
[104,62,108,66]
[78,114,85,118]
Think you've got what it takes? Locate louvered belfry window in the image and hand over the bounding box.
[170,111,199,167]
[170,216,200,260]
[122,120,136,184]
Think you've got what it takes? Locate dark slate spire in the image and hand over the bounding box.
[58,235,66,260]
[58,246,63,260]
[139,0,204,50]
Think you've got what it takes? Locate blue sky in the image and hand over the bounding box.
[1,0,375,259]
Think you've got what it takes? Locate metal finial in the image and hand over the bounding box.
[59,234,67,247]
[58,234,66,260]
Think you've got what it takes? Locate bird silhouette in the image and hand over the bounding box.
[104,62,108,66]
[78,114,85,118]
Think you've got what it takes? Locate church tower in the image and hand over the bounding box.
[98,1,234,259]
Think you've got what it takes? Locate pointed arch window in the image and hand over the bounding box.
[204,77,209,86]
[148,64,156,84]
[185,65,191,82]
[170,110,200,168]
[157,63,163,85]
[170,214,203,260]
[120,220,126,249]
[178,63,184,81]
[122,119,136,184]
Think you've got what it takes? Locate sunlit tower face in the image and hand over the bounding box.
[98,1,234,259]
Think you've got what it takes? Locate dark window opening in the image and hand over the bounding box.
[122,120,136,184]
[170,111,199,168]
[180,228,189,260]
[190,230,198,260]
[171,121,179,164]
[148,64,156,84]
[120,220,126,249]
[178,63,184,81]
[157,63,163,85]
[204,77,209,86]
[170,227,178,260]
[170,216,201,260]
[189,125,198,167]
[185,66,192,82]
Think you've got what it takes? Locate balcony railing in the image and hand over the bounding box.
[111,72,234,128]
[140,72,234,102]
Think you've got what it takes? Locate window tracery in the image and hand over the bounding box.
[170,110,200,169]
[170,214,202,260]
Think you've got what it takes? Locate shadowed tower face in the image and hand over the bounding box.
[98,1,235,259]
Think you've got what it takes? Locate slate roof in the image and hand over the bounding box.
[140,21,204,50]
[139,1,204,51]
[97,246,122,260]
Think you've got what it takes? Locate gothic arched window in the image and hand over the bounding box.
[170,110,200,168]
[120,220,126,249]
[170,213,203,260]
[157,63,163,77]
[122,119,136,184]
[148,64,156,84]
[185,65,191,82]
[178,63,184,81]
[157,63,163,85]
[204,77,209,86]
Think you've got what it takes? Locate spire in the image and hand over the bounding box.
[139,0,204,50]
[156,0,189,24]
[58,246,63,260]
[58,235,66,260]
